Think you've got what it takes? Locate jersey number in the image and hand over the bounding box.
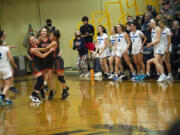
[0,53,2,60]
[118,39,121,42]
[98,40,101,45]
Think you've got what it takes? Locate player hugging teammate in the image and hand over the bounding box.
[28,28,69,103]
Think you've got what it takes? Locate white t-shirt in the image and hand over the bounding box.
[0,46,11,68]
[130,30,144,48]
[97,33,108,49]
[116,32,128,49]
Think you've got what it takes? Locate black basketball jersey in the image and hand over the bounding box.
[53,41,60,58]
[28,47,40,62]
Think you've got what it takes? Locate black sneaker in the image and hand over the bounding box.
[44,85,49,91]
[40,89,46,99]
[30,92,41,103]
[48,90,55,100]
[103,74,109,80]
[61,89,69,100]
[144,75,151,80]
[174,72,180,80]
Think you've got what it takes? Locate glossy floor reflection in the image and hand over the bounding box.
[0,75,180,135]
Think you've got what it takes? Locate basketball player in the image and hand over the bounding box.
[158,19,173,80]
[113,24,136,81]
[108,26,117,79]
[130,21,147,80]
[50,30,70,100]
[0,39,17,106]
[28,36,55,102]
[95,25,110,79]
[38,27,55,100]
[0,30,18,93]
[145,19,166,82]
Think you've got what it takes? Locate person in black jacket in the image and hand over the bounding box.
[73,31,88,77]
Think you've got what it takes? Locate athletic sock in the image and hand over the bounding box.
[146,72,150,76]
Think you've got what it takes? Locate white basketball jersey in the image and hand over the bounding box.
[151,27,162,50]
[0,46,11,68]
[160,27,171,49]
[116,32,128,48]
[130,30,144,48]
[97,33,108,49]
[110,35,116,45]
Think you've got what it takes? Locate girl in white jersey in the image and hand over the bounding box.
[108,26,117,79]
[145,19,166,82]
[95,25,110,79]
[0,31,18,93]
[158,19,173,80]
[130,21,147,80]
[114,24,136,81]
[0,40,17,106]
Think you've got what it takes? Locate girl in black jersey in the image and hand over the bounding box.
[28,36,55,102]
[38,27,55,100]
[50,30,69,100]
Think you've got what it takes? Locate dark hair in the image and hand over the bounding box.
[152,18,159,25]
[46,19,52,23]
[82,16,89,22]
[117,24,126,32]
[0,40,2,45]
[130,20,141,30]
[112,26,117,33]
[98,25,107,34]
[53,30,61,40]
[158,18,167,26]
[0,30,4,39]
[127,15,133,19]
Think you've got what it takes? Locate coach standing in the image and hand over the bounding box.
[80,16,95,71]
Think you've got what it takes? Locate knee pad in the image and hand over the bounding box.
[34,75,44,91]
[58,76,65,83]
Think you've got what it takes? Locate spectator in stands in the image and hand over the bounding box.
[160,1,171,17]
[23,24,34,49]
[147,5,157,18]
[166,14,174,28]
[172,20,180,79]
[44,19,56,34]
[141,12,152,43]
[169,0,180,19]
[127,15,133,22]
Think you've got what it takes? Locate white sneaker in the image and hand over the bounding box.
[108,74,114,79]
[84,72,90,78]
[80,73,86,78]
[166,74,173,80]
[94,72,102,77]
[119,74,125,79]
[157,74,167,82]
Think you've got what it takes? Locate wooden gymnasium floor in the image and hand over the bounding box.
[0,75,180,135]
